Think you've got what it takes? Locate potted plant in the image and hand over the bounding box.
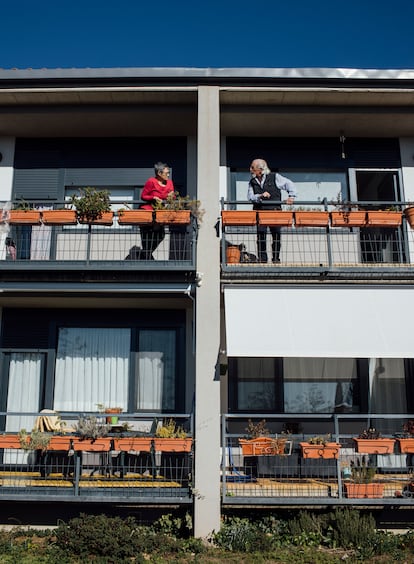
[117,205,153,225]
[404,204,414,228]
[153,418,192,452]
[299,435,341,459]
[344,456,384,498]
[353,427,395,454]
[154,192,202,225]
[239,419,287,456]
[70,187,113,225]
[330,202,366,227]
[294,208,330,227]
[221,210,257,226]
[396,420,414,453]
[366,208,402,227]
[103,406,123,425]
[71,416,112,451]
[8,200,41,225]
[18,429,52,452]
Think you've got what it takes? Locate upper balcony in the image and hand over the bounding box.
[0,202,198,275]
[220,200,414,281]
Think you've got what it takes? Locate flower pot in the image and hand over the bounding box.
[257,210,293,227]
[79,212,114,226]
[8,210,41,225]
[47,436,72,451]
[353,438,395,454]
[294,211,330,227]
[239,437,287,456]
[404,206,414,228]
[0,434,23,449]
[153,438,192,452]
[113,437,153,452]
[71,437,112,452]
[105,408,122,424]
[344,483,384,499]
[41,210,78,225]
[221,211,257,226]
[330,211,367,227]
[155,210,191,225]
[397,438,414,453]
[226,245,241,264]
[117,210,153,225]
[299,442,341,459]
[366,211,402,227]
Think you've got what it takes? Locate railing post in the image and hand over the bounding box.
[221,413,227,501]
[334,414,343,500]
[324,198,333,269]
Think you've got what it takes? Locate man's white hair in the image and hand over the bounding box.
[252,159,270,174]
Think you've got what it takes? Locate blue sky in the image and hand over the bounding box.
[2,0,414,70]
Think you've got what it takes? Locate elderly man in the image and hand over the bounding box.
[248,158,297,263]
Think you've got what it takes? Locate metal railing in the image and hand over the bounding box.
[220,200,414,276]
[222,413,414,506]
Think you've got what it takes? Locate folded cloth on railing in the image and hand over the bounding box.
[34,409,62,432]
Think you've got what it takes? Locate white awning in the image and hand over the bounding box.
[224,286,414,358]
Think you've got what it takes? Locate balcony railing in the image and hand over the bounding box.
[221,200,414,276]
[222,413,414,506]
[0,412,193,504]
[1,202,197,270]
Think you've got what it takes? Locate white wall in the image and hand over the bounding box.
[0,137,15,201]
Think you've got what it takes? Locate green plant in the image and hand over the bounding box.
[350,456,376,483]
[403,420,414,436]
[154,191,204,222]
[70,187,111,222]
[308,435,330,446]
[358,427,381,439]
[155,418,187,438]
[330,508,376,550]
[245,418,269,438]
[73,415,110,440]
[18,429,52,452]
[13,198,34,211]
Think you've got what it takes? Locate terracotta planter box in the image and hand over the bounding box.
[330,211,367,227]
[117,210,153,225]
[0,434,23,449]
[257,211,293,227]
[113,437,153,452]
[404,206,414,228]
[353,438,395,454]
[47,436,72,451]
[41,210,78,225]
[294,211,329,227]
[71,437,112,452]
[366,211,402,227]
[79,212,114,226]
[155,210,191,225]
[226,245,241,264]
[221,211,257,226]
[8,210,41,225]
[239,437,287,456]
[299,442,341,459]
[153,438,192,452]
[397,438,414,453]
[344,483,384,499]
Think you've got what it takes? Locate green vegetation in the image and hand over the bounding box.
[0,509,413,562]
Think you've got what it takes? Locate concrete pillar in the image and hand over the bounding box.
[193,86,221,538]
[400,138,414,262]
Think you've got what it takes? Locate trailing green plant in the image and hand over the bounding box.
[155,418,187,438]
[245,418,269,438]
[73,415,110,440]
[350,456,376,483]
[70,186,111,222]
[18,429,51,452]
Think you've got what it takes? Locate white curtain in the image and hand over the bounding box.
[5,353,42,464]
[136,330,175,411]
[54,328,130,411]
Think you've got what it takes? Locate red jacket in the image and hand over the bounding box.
[140,177,175,210]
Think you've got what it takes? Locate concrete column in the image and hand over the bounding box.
[400,138,414,262]
[193,86,221,538]
[0,137,15,201]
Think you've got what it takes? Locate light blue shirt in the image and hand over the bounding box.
[247,173,297,203]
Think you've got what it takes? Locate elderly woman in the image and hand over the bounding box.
[140,161,175,260]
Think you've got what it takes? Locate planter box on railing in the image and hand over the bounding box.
[366,211,402,227]
[299,442,341,459]
[0,434,23,449]
[330,211,367,227]
[294,211,330,227]
[41,210,78,225]
[344,483,384,499]
[155,210,191,225]
[239,437,287,456]
[397,438,414,453]
[221,211,257,226]
[8,210,41,225]
[353,438,395,454]
[79,212,114,226]
[113,437,152,452]
[153,438,192,452]
[47,436,72,451]
[257,210,293,227]
[117,210,153,225]
[71,437,112,452]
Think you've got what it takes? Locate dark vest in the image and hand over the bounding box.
[249,173,282,210]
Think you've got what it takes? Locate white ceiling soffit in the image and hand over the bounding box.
[224,286,414,358]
